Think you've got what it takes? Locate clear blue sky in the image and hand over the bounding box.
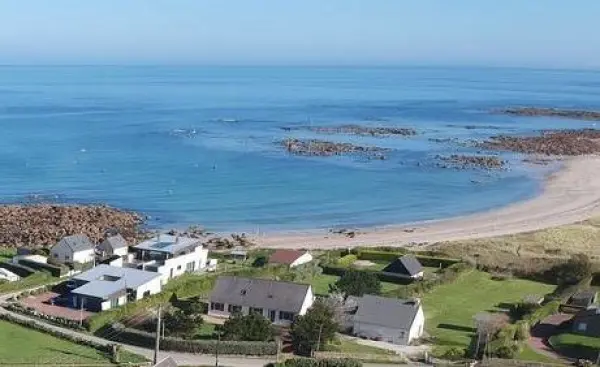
[0,0,598,68]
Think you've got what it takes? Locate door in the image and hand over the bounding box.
[269,310,276,322]
[170,268,174,279]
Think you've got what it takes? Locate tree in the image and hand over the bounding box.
[221,312,273,341]
[163,308,203,339]
[551,254,592,285]
[333,270,381,297]
[290,300,338,356]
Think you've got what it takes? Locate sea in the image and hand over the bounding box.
[1,65,599,232]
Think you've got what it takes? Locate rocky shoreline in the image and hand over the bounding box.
[481,129,600,156]
[281,138,389,159]
[0,204,145,249]
[436,154,506,170]
[498,107,600,121]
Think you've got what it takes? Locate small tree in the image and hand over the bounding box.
[163,308,203,339]
[221,312,273,341]
[333,270,381,297]
[290,300,338,356]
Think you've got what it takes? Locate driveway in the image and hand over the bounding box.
[339,334,431,358]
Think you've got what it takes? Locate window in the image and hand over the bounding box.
[53,253,58,258]
[65,255,70,260]
[578,322,588,332]
[211,302,225,311]
[177,265,182,270]
[228,304,242,313]
[186,261,195,272]
[250,307,263,315]
[279,311,295,321]
[110,297,119,308]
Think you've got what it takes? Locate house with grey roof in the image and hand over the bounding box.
[382,255,424,280]
[98,234,129,258]
[349,295,424,345]
[50,234,95,264]
[208,276,314,326]
[68,264,162,312]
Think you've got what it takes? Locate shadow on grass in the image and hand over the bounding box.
[437,323,476,333]
[45,347,100,361]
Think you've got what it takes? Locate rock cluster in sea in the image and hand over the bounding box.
[436,154,506,170]
[0,204,144,248]
[499,107,600,121]
[481,129,600,156]
[281,138,389,159]
[309,124,417,137]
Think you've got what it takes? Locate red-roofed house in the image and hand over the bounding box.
[268,249,313,268]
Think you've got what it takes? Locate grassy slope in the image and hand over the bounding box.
[421,270,555,352]
[517,343,561,364]
[0,271,54,294]
[0,319,113,364]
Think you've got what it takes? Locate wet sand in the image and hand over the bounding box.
[256,155,600,249]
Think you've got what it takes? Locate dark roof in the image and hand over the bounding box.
[569,290,598,307]
[58,235,94,253]
[210,276,311,313]
[573,307,600,321]
[101,234,128,250]
[268,249,307,265]
[382,255,423,276]
[354,295,421,329]
[16,247,32,256]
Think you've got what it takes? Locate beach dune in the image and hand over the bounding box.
[256,156,600,249]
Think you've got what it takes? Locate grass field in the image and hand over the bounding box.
[326,338,395,355]
[517,344,561,364]
[0,248,16,262]
[421,270,556,353]
[310,274,400,296]
[550,332,600,349]
[0,320,143,365]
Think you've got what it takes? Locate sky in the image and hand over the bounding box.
[0,0,598,68]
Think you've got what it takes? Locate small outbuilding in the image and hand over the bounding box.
[382,255,424,280]
[229,246,248,261]
[98,234,129,258]
[268,249,313,268]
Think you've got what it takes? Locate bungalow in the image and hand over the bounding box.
[349,295,425,345]
[0,268,20,282]
[97,234,129,258]
[382,255,424,280]
[69,264,161,312]
[268,249,313,268]
[125,234,209,285]
[50,235,95,264]
[208,276,314,326]
[571,307,600,337]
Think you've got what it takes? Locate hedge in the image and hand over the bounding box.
[337,255,358,267]
[0,261,35,277]
[279,358,362,367]
[104,323,278,355]
[321,266,412,285]
[5,302,85,330]
[18,259,67,277]
[355,250,460,268]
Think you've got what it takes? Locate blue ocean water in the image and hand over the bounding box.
[1,66,599,232]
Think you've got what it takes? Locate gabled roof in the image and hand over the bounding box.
[101,234,128,250]
[268,249,307,265]
[210,276,311,313]
[57,235,94,253]
[354,295,421,330]
[382,255,423,276]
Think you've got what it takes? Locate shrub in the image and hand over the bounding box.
[334,270,381,297]
[282,358,362,367]
[103,323,277,355]
[5,303,85,330]
[337,255,357,268]
[291,301,338,356]
[221,312,273,341]
[355,250,405,262]
[253,256,268,268]
[548,254,593,285]
[514,321,529,341]
[441,347,466,360]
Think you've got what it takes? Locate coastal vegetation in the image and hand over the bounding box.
[499,107,600,121]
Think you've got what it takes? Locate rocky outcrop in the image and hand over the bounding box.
[436,154,506,170]
[307,124,417,137]
[481,129,600,156]
[0,204,144,249]
[281,138,389,159]
[498,107,600,121]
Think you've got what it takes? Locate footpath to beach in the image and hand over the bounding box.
[257,155,600,249]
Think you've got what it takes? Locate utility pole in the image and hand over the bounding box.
[153,305,161,365]
[215,331,221,367]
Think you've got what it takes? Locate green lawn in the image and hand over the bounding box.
[195,322,216,339]
[421,270,555,353]
[0,248,16,262]
[0,271,54,294]
[517,343,561,364]
[325,338,395,355]
[0,320,119,364]
[550,332,600,349]
[310,274,399,296]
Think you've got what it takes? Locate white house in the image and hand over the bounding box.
[50,235,95,264]
[69,264,162,312]
[350,295,425,345]
[0,268,20,282]
[208,276,314,326]
[268,249,313,268]
[97,234,129,258]
[125,234,209,285]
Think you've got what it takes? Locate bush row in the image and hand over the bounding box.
[321,265,413,285]
[105,323,278,355]
[268,358,362,367]
[355,250,460,268]
[0,261,35,277]
[383,263,473,298]
[5,302,85,330]
[18,259,68,277]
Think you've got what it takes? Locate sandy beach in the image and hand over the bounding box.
[256,155,600,249]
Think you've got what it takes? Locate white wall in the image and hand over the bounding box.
[298,286,315,315]
[113,247,129,257]
[100,295,128,311]
[290,253,313,268]
[407,306,425,343]
[52,245,94,264]
[156,246,208,284]
[353,305,424,345]
[12,255,47,265]
[134,277,162,300]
